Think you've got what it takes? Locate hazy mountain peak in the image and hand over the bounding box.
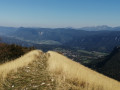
[80,25,113,31]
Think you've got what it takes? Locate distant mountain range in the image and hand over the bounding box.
[1,26,120,52]
[0,26,17,35]
[80,25,120,31]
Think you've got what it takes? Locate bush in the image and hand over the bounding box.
[0,43,35,64]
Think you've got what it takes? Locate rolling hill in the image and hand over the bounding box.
[0,50,120,90]
[1,26,120,52]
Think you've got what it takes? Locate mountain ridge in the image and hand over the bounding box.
[1,26,120,52]
[0,50,120,90]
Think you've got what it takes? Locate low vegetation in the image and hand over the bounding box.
[0,43,34,64]
[0,50,119,90]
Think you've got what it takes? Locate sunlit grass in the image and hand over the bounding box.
[0,50,55,90]
[47,51,120,90]
[0,50,42,79]
[0,50,119,90]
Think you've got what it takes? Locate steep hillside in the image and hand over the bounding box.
[47,51,120,90]
[94,46,120,81]
[0,50,120,90]
[66,31,120,52]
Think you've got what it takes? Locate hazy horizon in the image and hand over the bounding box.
[0,25,120,29]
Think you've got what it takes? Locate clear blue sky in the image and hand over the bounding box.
[0,0,120,28]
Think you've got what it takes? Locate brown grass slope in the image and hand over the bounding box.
[0,50,55,90]
[47,51,120,90]
[0,50,119,90]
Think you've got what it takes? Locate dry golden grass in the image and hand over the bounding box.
[0,50,120,90]
[0,50,42,79]
[47,51,120,90]
[0,50,56,90]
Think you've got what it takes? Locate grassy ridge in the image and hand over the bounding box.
[0,50,119,90]
[47,51,120,90]
[0,50,55,90]
[0,50,42,79]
